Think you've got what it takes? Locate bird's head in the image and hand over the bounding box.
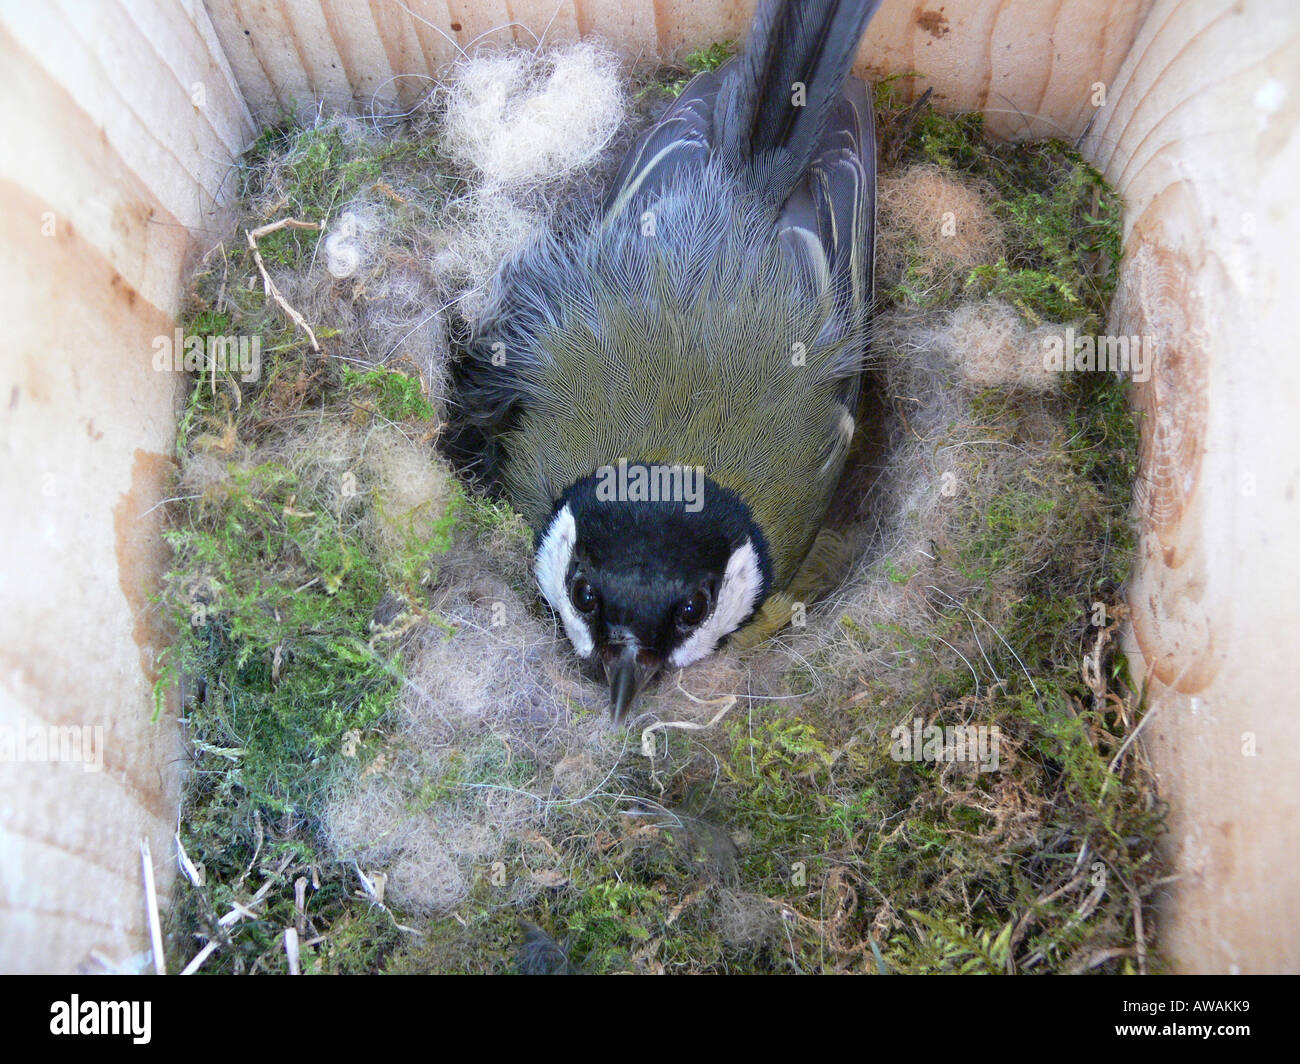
[535,462,771,719]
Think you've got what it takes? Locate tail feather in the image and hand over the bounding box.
[719,0,882,191]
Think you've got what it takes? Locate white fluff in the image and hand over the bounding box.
[441,42,627,188]
[430,42,630,321]
[669,540,764,668]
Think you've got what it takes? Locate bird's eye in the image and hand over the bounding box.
[676,589,709,629]
[571,577,599,615]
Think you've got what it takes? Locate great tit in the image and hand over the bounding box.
[452,0,882,718]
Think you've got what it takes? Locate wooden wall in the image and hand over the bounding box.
[1086,0,1300,974]
[0,0,253,972]
[205,0,1151,141]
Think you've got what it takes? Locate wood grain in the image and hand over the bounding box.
[0,0,251,973]
[206,0,1149,142]
[1087,0,1300,974]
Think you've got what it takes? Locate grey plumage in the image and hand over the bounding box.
[720,0,884,184]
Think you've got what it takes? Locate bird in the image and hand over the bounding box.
[450,0,883,719]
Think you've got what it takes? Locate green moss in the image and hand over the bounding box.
[876,78,1123,331]
[342,365,438,423]
[662,41,737,96]
[159,359,457,970]
[158,108,472,974]
[236,117,460,273]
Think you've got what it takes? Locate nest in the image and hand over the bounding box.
[160,45,1162,975]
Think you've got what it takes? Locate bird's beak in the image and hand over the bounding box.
[602,642,659,721]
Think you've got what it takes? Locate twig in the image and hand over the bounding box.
[353,863,424,936]
[1108,701,1160,776]
[246,219,323,353]
[284,928,301,975]
[175,833,203,887]
[180,940,219,975]
[1067,947,1135,974]
[1130,884,1149,975]
[217,876,278,927]
[294,876,308,934]
[140,838,166,975]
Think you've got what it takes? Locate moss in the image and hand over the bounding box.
[342,364,438,423]
[159,355,457,970]
[236,116,460,276]
[876,80,1123,332]
[158,110,466,973]
[662,41,737,97]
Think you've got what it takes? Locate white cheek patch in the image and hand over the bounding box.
[669,539,763,668]
[535,504,595,659]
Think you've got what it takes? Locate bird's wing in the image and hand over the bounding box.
[602,64,730,223]
[776,77,877,400]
